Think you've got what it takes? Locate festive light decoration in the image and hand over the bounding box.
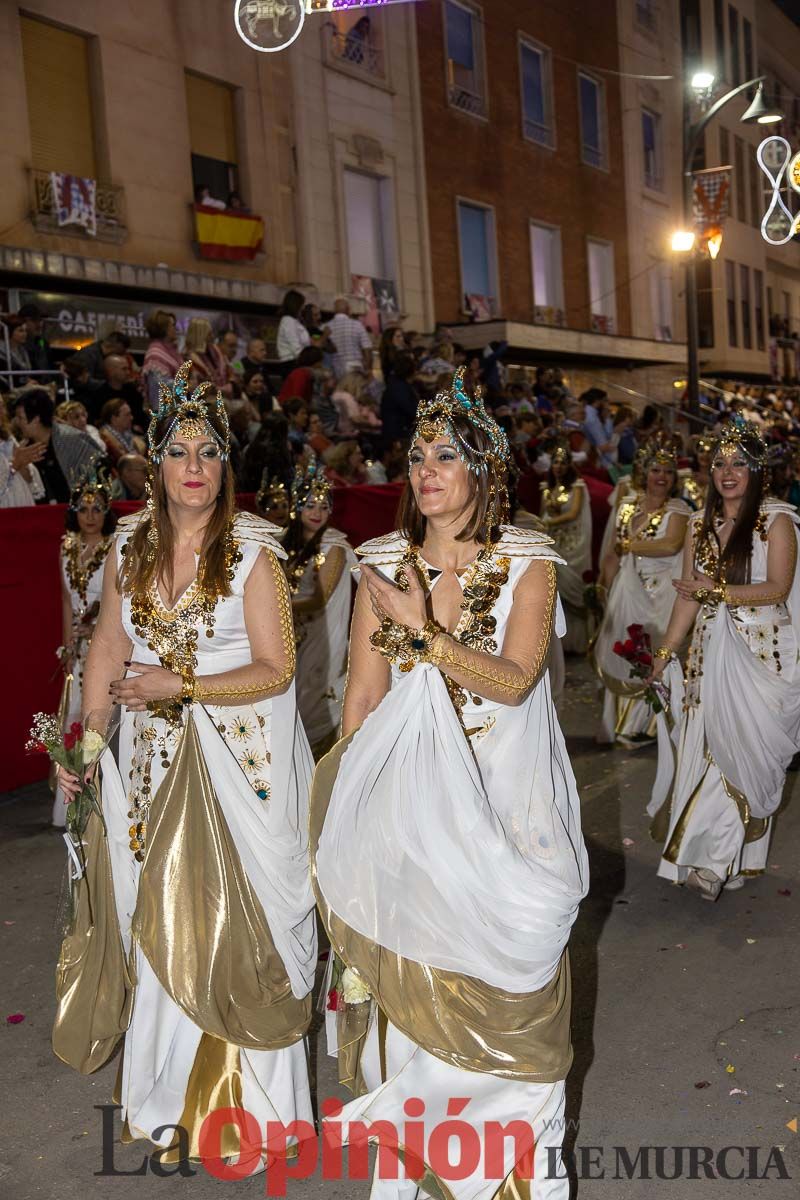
[234,0,419,53]
[756,136,800,246]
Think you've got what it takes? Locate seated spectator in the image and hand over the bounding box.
[0,317,33,389]
[240,412,293,494]
[91,353,146,428]
[279,346,324,407]
[241,337,267,377]
[112,453,149,500]
[243,368,274,417]
[98,398,145,464]
[324,440,367,487]
[312,366,340,438]
[418,340,454,378]
[61,355,103,412]
[325,297,373,378]
[301,304,336,358]
[276,289,310,366]
[16,303,52,377]
[380,351,418,445]
[284,396,309,453]
[332,369,382,437]
[0,398,45,506]
[194,184,225,210]
[54,399,105,451]
[72,328,128,383]
[140,309,183,415]
[307,411,333,457]
[218,329,241,377]
[15,387,99,503]
[183,318,229,392]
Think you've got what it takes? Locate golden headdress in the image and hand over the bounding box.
[412,367,511,477]
[256,472,288,513]
[147,361,230,464]
[642,432,678,471]
[712,415,768,468]
[549,438,573,465]
[290,453,331,517]
[68,460,112,511]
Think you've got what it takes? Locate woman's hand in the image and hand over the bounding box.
[109,662,182,712]
[12,441,46,472]
[645,657,668,686]
[362,564,428,630]
[672,572,715,601]
[56,763,95,802]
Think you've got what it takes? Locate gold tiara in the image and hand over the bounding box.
[147,362,230,464]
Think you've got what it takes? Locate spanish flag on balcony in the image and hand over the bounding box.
[193,204,264,262]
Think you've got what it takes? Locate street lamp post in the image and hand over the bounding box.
[680,76,781,426]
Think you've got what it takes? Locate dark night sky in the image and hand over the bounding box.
[771,0,800,29]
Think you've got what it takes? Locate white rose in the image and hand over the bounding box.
[82,729,106,764]
[341,966,371,1005]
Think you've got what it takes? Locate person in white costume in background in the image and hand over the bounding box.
[52,464,116,828]
[55,363,316,1167]
[594,438,690,746]
[649,419,800,900]
[283,456,356,758]
[540,440,593,653]
[312,368,589,1200]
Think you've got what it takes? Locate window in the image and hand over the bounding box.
[726,260,738,346]
[642,108,662,190]
[587,239,616,333]
[743,17,753,83]
[343,169,395,282]
[754,269,765,350]
[728,6,740,88]
[20,16,97,178]
[740,264,751,349]
[325,11,386,80]
[457,200,497,315]
[579,72,607,169]
[649,264,673,341]
[186,73,238,203]
[530,222,564,323]
[734,137,747,223]
[445,1,486,118]
[519,38,554,148]
[714,0,726,83]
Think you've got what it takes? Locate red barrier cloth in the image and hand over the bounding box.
[0,484,405,792]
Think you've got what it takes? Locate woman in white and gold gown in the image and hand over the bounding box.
[649,421,800,900]
[594,440,690,745]
[56,364,316,1166]
[312,369,588,1200]
[283,457,356,758]
[53,466,116,828]
[540,442,592,653]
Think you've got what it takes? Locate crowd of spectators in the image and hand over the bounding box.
[4,290,800,513]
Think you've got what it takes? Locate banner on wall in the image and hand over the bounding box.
[350,275,399,333]
[50,173,97,237]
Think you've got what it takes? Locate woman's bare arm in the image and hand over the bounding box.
[724,513,797,606]
[341,575,390,737]
[292,545,346,616]
[629,513,688,558]
[81,551,133,723]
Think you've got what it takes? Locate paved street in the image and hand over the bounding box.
[1,658,798,1198]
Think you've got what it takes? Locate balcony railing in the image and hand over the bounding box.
[448,83,487,118]
[29,169,127,244]
[323,26,386,82]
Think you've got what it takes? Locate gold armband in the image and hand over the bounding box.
[370,618,445,672]
[654,646,674,662]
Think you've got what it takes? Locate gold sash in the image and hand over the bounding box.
[311,735,572,1085]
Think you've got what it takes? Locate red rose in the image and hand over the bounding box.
[63,731,77,751]
[33,741,47,754]
[69,721,83,737]
[628,624,644,637]
[613,641,624,656]
[326,988,339,1012]
[638,652,653,666]
[622,639,635,656]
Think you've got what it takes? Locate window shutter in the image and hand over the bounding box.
[20,16,96,178]
[185,73,237,164]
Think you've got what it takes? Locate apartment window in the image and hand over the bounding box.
[743,18,753,83]
[579,72,607,169]
[726,260,738,346]
[740,264,752,349]
[325,10,386,81]
[445,1,486,119]
[530,222,564,322]
[754,269,765,350]
[728,6,740,88]
[587,239,616,333]
[343,169,395,282]
[734,137,747,223]
[20,16,97,178]
[186,73,238,203]
[457,200,497,315]
[519,37,554,148]
[649,264,673,341]
[713,0,726,83]
[642,108,662,190]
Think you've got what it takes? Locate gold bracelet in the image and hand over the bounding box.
[370,617,445,672]
[654,645,674,662]
[180,670,195,706]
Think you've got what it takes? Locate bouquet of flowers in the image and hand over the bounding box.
[325,954,371,1012]
[612,623,668,713]
[27,709,118,887]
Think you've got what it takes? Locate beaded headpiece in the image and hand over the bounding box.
[642,432,678,471]
[550,439,573,465]
[68,460,111,511]
[711,415,768,468]
[411,367,510,476]
[256,473,288,513]
[147,361,230,464]
[290,454,331,517]
[692,433,715,456]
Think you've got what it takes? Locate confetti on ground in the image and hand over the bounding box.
[695,1081,711,1089]
[746,938,757,944]
[6,1013,25,1025]
[793,1054,800,1062]
[622,837,635,846]
[675,943,687,950]
[725,1064,736,1074]
[729,1088,748,1096]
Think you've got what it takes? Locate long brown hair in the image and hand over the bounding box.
[119,410,236,599]
[397,415,507,546]
[698,441,765,585]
